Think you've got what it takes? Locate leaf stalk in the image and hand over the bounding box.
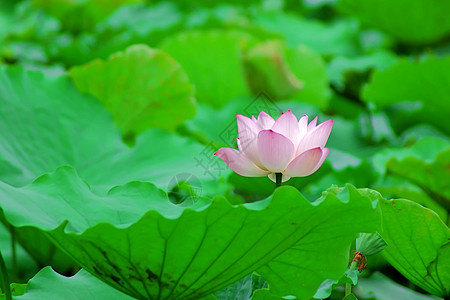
[0,250,12,300]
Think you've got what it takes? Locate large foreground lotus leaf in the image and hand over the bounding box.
[379,198,450,297]
[363,57,450,134]
[337,0,450,45]
[69,44,196,139]
[159,30,254,108]
[0,66,225,192]
[0,167,380,299]
[15,267,133,300]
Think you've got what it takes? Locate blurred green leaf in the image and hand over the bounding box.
[372,137,450,210]
[0,224,78,275]
[326,94,365,120]
[0,66,224,192]
[285,45,331,109]
[185,5,279,41]
[356,272,440,300]
[97,2,181,39]
[379,198,450,297]
[387,149,450,210]
[327,50,397,91]
[89,2,182,61]
[0,224,37,282]
[252,11,361,57]
[160,30,255,108]
[375,177,448,224]
[0,2,15,41]
[372,137,449,176]
[363,57,450,134]
[183,100,244,147]
[69,44,196,139]
[337,0,450,44]
[31,0,142,32]
[214,273,253,300]
[244,40,331,108]
[359,29,394,53]
[245,40,303,100]
[250,288,282,300]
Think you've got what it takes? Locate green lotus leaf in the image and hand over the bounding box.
[363,57,450,134]
[69,44,196,139]
[252,11,361,57]
[379,198,450,297]
[0,66,225,192]
[214,273,253,300]
[0,215,77,277]
[184,6,278,41]
[356,272,439,300]
[159,30,255,108]
[0,2,15,41]
[387,149,450,211]
[372,137,450,211]
[0,224,37,282]
[84,3,182,62]
[31,0,142,31]
[337,0,450,45]
[327,51,398,91]
[244,39,331,109]
[375,177,448,224]
[0,167,380,299]
[0,283,26,299]
[372,137,449,176]
[244,40,304,100]
[96,2,182,42]
[15,267,132,300]
[250,288,281,300]
[0,66,228,272]
[285,45,331,109]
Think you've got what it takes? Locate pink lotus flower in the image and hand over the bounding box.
[214,110,333,183]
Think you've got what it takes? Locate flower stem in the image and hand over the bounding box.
[0,249,12,300]
[345,260,358,297]
[9,226,18,282]
[275,173,282,187]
